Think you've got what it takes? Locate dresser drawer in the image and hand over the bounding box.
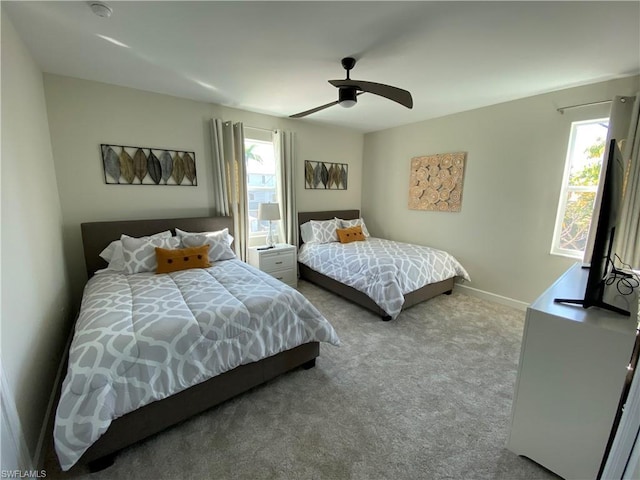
[260,251,295,272]
[266,268,297,287]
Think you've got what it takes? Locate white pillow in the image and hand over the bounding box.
[99,230,172,272]
[336,217,370,237]
[300,221,315,244]
[121,235,180,274]
[175,227,234,247]
[310,219,339,244]
[180,231,236,262]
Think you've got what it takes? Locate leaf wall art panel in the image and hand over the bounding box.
[304,160,348,190]
[408,152,466,212]
[101,144,197,186]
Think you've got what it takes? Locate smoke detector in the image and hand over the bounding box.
[89,2,113,18]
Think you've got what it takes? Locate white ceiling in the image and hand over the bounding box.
[4,1,640,133]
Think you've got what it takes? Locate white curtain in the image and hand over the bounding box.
[210,119,248,260]
[583,96,635,265]
[615,93,640,268]
[210,119,231,216]
[273,129,298,247]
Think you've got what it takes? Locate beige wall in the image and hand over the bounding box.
[362,76,640,305]
[1,10,71,468]
[43,75,363,300]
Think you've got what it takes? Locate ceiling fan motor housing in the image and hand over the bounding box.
[341,57,357,72]
[339,87,357,108]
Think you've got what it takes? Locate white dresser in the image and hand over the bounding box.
[507,263,638,480]
[247,244,297,288]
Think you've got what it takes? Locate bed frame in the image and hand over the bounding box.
[297,210,454,320]
[74,216,319,471]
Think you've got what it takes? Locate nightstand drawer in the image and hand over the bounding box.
[260,252,295,272]
[266,268,297,286]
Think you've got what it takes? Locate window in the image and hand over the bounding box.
[245,136,277,240]
[551,118,609,258]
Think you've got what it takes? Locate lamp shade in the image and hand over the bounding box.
[257,203,280,221]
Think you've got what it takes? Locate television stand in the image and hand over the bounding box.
[508,263,638,480]
[554,262,632,316]
[553,296,631,316]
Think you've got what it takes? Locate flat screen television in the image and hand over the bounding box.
[554,138,630,316]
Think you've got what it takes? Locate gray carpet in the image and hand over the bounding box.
[45,281,559,480]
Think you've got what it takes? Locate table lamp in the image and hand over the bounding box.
[257,202,280,247]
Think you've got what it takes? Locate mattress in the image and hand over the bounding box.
[298,237,470,318]
[55,259,339,470]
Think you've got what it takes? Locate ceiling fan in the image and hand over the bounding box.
[290,57,413,118]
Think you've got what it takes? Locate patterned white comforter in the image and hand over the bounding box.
[298,238,470,319]
[55,259,339,471]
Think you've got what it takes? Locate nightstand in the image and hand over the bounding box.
[247,244,297,288]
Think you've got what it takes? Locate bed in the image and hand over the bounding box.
[297,210,470,320]
[55,216,339,472]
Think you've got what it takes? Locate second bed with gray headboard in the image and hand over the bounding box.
[297,210,469,320]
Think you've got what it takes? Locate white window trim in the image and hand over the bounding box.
[244,133,278,244]
[550,118,608,259]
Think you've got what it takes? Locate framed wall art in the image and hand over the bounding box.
[304,160,348,190]
[101,144,197,186]
[408,152,466,212]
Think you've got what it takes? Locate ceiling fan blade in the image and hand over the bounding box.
[329,79,413,109]
[289,99,339,118]
[289,92,366,118]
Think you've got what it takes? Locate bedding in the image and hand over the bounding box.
[336,217,370,237]
[177,228,236,262]
[336,225,366,243]
[155,245,211,273]
[298,237,470,319]
[55,258,339,471]
[309,219,339,243]
[99,230,172,273]
[121,234,181,273]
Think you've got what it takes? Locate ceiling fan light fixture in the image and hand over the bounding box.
[289,57,412,118]
[338,87,357,108]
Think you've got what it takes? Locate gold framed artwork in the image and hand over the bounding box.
[408,152,466,212]
[101,144,197,186]
[304,160,348,190]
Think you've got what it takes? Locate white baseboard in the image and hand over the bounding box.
[455,284,529,311]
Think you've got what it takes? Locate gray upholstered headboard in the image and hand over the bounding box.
[81,216,234,277]
[297,210,359,246]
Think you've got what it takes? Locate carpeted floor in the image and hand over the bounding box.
[45,281,559,480]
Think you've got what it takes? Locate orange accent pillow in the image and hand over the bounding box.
[336,225,366,244]
[155,245,211,273]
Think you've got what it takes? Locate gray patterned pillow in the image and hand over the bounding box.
[122,235,180,274]
[175,227,234,246]
[310,219,338,243]
[181,231,236,262]
[336,217,370,237]
[99,231,172,273]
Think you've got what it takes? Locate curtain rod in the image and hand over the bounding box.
[556,99,613,114]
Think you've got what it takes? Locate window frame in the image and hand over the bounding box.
[244,132,278,246]
[550,117,609,259]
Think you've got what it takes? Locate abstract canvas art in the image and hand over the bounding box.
[408,152,466,212]
[101,144,197,186]
[304,161,348,190]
